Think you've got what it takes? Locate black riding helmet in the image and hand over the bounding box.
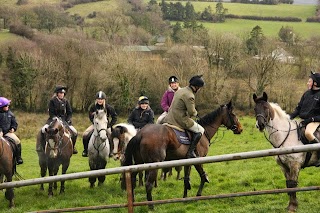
[138,96,149,104]
[55,85,67,94]
[168,76,179,84]
[310,72,320,87]
[189,75,205,87]
[96,91,107,99]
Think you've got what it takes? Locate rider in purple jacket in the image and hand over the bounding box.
[156,76,180,124]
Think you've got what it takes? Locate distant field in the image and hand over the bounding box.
[0,30,23,44]
[0,0,61,6]
[201,19,320,39]
[66,0,118,17]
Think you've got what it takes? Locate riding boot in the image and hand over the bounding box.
[82,131,91,157]
[16,143,23,165]
[310,138,320,167]
[186,132,202,158]
[71,134,78,154]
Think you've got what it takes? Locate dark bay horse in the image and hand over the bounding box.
[253,92,320,212]
[88,109,110,188]
[36,117,73,196]
[0,137,15,208]
[121,101,243,209]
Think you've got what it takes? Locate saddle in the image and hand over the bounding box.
[163,123,191,145]
[297,124,320,168]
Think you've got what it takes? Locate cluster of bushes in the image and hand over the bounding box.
[230,0,293,4]
[306,17,320,23]
[226,14,302,22]
[9,24,34,39]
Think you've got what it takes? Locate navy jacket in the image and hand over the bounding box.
[0,109,18,134]
[291,89,320,121]
[128,106,154,129]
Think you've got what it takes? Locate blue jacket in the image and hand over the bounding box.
[0,109,18,134]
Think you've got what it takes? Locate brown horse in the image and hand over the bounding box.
[0,137,15,208]
[36,117,73,196]
[253,92,320,212]
[121,101,243,209]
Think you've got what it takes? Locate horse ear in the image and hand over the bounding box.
[263,92,268,101]
[253,94,257,102]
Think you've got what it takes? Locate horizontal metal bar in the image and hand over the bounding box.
[1,143,320,190]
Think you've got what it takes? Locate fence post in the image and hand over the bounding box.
[125,172,134,213]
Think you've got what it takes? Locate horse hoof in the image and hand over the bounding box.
[98,182,103,186]
[90,184,95,188]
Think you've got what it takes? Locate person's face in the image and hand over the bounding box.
[307,78,313,90]
[57,92,65,99]
[97,98,105,105]
[140,103,148,110]
[2,105,9,111]
[170,82,179,90]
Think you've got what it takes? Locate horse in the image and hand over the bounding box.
[36,117,73,196]
[121,101,243,209]
[88,109,110,188]
[111,123,147,187]
[253,92,320,212]
[0,137,15,208]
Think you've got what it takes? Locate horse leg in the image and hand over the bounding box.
[60,161,70,194]
[280,162,300,212]
[40,164,47,191]
[175,166,182,180]
[97,161,107,186]
[139,171,144,186]
[183,165,192,198]
[194,164,209,196]
[145,169,157,210]
[4,174,14,208]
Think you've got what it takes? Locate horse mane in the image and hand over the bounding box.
[113,123,137,136]
[198,106,222,126]
[269,102,290,120]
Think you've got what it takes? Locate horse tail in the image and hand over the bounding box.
[123,134,141,166]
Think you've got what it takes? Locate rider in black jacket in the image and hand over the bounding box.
[82,91,117,157]
[290,72,320,166]
[128,96,154,130]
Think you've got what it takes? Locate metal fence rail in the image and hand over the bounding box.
[1,143,320,212]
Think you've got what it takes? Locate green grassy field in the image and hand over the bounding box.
[0,113,320,212]
[66,0,118,17]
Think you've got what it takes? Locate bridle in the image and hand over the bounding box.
[255,104,299,148]
[45,119,68,154]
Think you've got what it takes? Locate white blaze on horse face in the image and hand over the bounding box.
[48,139,58,158]
[113,137,120,160]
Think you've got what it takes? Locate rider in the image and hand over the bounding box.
[41,85,78,154]
[156,75,181,124]
[82,91,117,157]
[290,71,320,166]
[163,75,205,158]
[0,97,23,164]
[128,96,154,130]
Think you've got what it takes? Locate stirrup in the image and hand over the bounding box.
[186,151,197,158]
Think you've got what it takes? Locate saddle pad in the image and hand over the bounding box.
[173,129,190,145]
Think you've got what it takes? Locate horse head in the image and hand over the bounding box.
[93,109,108,141]
[111,123,137,161]
[44,117,64,158]
[253,92,275,132]
[221,101,243,134]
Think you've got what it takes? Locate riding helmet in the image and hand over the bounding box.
[0,97,11,108]
[55,85,67,94]
[189,75,205,87]
[168,76,179,84]
[96,91,107,100]
[138,96,149,104]
[310,71,320,87]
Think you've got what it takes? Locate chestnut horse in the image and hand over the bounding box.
[36,117,73,196]
[253,92,320,212]
[121,101,243,209]
[0,137,15,208]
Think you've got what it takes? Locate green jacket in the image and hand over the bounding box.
[163,86,197,129]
